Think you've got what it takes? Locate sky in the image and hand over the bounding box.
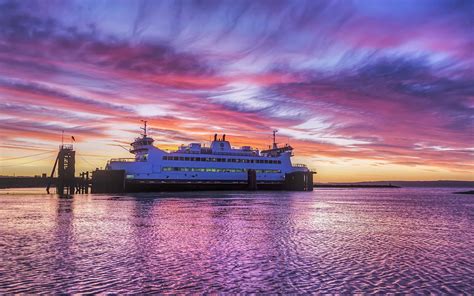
[0,0,473,182]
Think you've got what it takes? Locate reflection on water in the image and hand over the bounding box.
[0,188,472,293]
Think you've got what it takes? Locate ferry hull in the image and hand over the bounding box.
[124,180,286,192]
[91,170,314,193]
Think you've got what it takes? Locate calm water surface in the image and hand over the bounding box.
[0,188,472,293]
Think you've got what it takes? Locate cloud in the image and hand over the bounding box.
[0,0,472,179]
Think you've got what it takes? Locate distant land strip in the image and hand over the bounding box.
[315,184,400,188]
[315,181,474,188]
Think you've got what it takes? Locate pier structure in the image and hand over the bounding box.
[76,171,90,193]
[47,145,76,195]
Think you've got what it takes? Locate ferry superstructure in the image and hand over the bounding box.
[98,122,314,192]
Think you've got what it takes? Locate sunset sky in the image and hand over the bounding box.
[0,0,473,182]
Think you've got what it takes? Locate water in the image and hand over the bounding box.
[0,188,472,293]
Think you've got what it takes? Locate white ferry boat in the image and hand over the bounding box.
[98,121,314,192]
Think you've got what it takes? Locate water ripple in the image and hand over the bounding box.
[0,188,472,293]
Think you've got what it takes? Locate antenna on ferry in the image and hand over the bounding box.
[272,129,278,149]
[140,120,147,137]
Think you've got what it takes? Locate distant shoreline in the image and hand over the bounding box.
[315,180,474,188]
[315,184,400,188]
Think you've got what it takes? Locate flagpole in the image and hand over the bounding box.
[61,130,64,147]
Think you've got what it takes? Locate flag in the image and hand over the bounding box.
[71,136,76,142]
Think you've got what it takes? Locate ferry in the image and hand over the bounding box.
[96,121,314,192]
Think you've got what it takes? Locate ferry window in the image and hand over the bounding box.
[173,156,179,160]
[162,156,167,160]
[185,157,189,161]
[179,157,184,161]
[212,158,217,162]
